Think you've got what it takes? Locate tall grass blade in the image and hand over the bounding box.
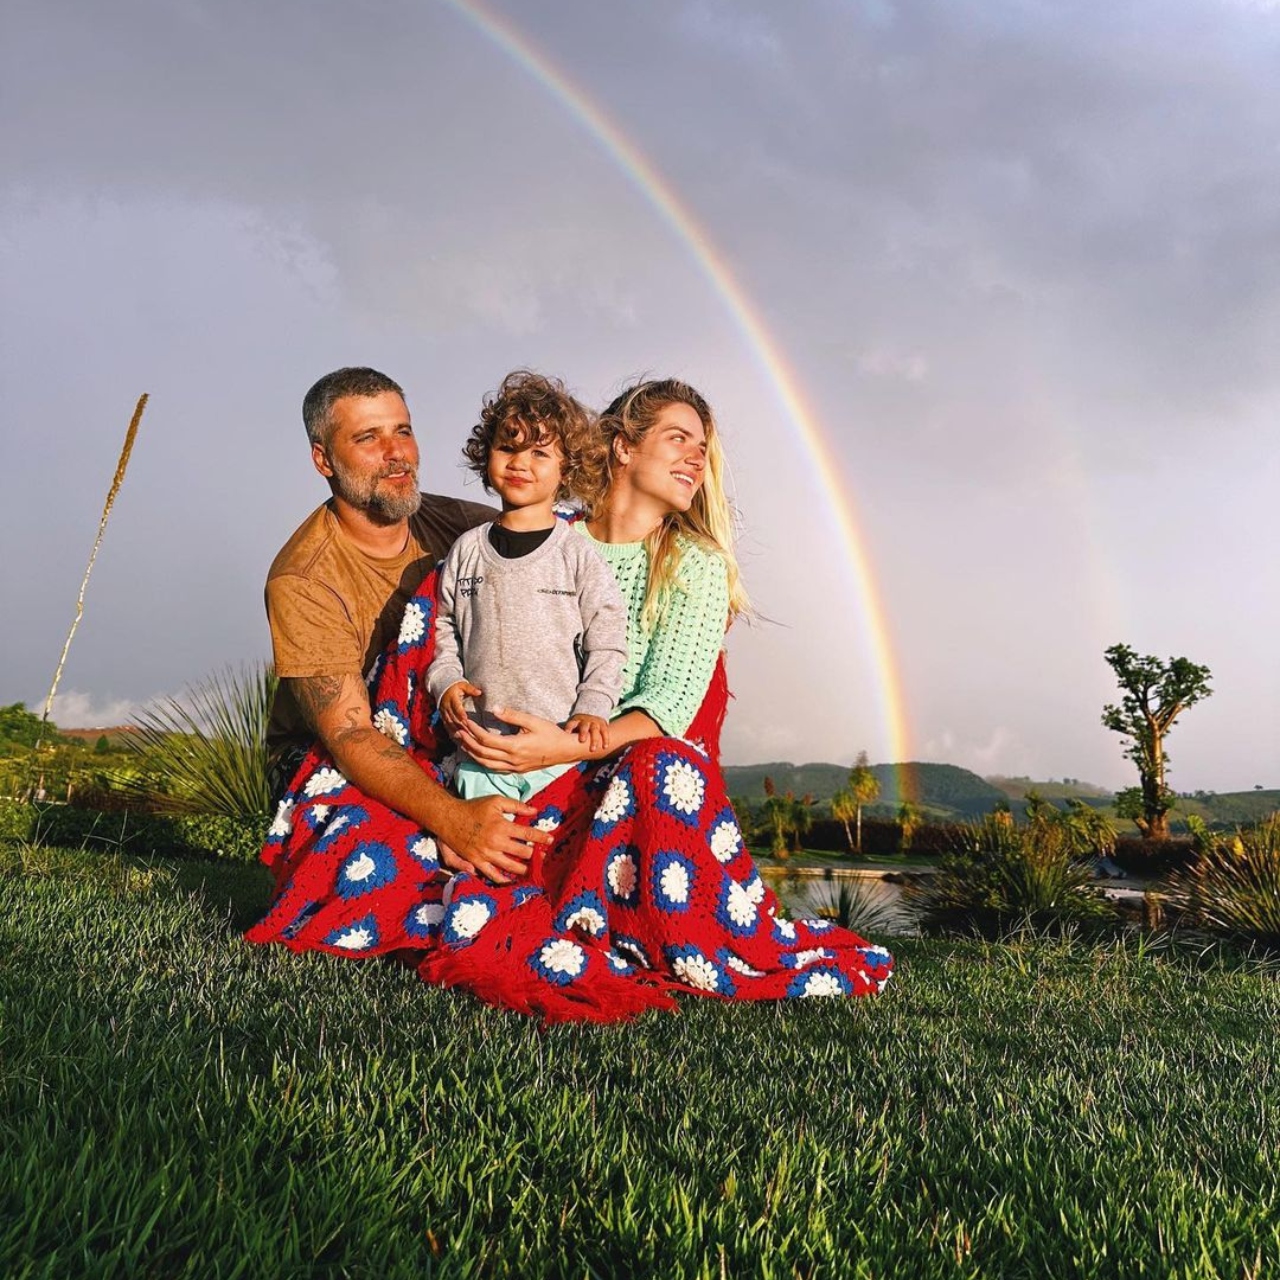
[39,393,149,745]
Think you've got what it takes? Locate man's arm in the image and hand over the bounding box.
[287,671,548,882]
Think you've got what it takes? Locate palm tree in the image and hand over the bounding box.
[897,800,922,852]
[848,751,881,853]
[831,787,857,854]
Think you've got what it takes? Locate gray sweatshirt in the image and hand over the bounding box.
[426,519,627,734]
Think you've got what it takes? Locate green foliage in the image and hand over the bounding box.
[1165,815,1280,948]
[896,801,922,851]
[842,750,881,854]
[1102,644,1212,840]
[114,664,278,820]
[809,876,901,937]
[830,786,857,852]
[914,810,1114,937]
[760,782,812,856]
[0,797,265,862]
[4,852,1280,1277]
[0,702,53,749]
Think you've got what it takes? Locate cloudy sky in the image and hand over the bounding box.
[3,0,1277,790]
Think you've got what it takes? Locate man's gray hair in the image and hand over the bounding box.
[302,367,405,446]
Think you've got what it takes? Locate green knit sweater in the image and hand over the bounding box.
[575,524,729,737]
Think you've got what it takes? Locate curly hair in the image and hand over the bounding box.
[462,370,605,505]
[592,378,750,627]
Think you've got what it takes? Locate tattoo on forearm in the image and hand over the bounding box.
[293,674,346,728]
[334,725,415,767]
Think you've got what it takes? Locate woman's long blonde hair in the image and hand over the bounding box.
[591,379,750,630]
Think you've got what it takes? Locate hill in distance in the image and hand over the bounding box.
[723,760,1279,827]
[722,761,1008,818]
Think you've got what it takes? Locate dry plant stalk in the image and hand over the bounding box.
[39,393,149,739]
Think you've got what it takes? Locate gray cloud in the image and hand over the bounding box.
[3,0,1276,789]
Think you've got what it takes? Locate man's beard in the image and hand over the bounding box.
[330,459,422,523]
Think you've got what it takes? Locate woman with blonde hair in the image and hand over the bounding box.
[250,377,893,1022]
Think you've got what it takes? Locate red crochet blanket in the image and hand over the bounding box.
[246,567,894,1023]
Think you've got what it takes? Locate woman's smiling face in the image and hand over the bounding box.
[618,401,707,515]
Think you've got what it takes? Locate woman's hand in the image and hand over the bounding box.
[453,707,601,773]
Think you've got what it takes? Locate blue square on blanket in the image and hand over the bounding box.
[786,966,854,998]
[315,805,370,853]
[554,890,608,937]
[653,751,708,828]
[664,943,736,997]
[404,900,445,942]
[590,768,636,839]
[335,840,396,898]
[528,937,588,986]
[395,598,433,652]
[650,850,696,914]
[442,891,499,947]
[324,915,381,952]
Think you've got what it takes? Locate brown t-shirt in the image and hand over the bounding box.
[266,493,494,750]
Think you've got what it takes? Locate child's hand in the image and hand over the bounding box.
[440,681,483,740]
[564,713,609,754]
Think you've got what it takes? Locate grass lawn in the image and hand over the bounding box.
[2,846,1278,1278]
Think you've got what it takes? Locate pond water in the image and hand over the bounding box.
[765,870,922,937]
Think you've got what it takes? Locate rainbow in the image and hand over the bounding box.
[442,0,916,784]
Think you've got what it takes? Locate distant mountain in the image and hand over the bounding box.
[722,761,1006,818]
[720,762,1279,826]
[986,776,1113,801]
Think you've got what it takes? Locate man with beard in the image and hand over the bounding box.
[265,366,551,880]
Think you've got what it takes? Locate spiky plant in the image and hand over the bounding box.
[115,664,278,820]
[913,813,1113,937]
[810,876,904,937]
[1164,815,1280,947]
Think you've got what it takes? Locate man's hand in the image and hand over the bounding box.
[284,672,550,882]
[439,680,483,740]
[564,713,609,753]
[433,794,548,884]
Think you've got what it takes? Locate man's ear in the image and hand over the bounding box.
[311,440,334,479]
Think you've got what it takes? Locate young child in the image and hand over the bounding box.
[427,370,627,802]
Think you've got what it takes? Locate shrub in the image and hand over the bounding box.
[1111,836,1196,876]
[912,813,1114,937]
[1163,815,1280,947]
[809,876,903,937]
[0,798,265,862]
[112,665,277,821]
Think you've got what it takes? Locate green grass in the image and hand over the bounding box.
[752,846,935,871]
[3,848,1279,1278]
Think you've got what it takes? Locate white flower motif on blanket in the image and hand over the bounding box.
[672,952,720,991]
[710,819,742,864]
[372,707,408,744]
[304,768,347,797]
[410,836,438,863]
[797,971,845,997]
[606,849,638,902]
[540,939,586,977]
[661,759,705,816]
[660,861,690,904]
[398,601,426,647]
[595,776,632,826]
[450,899,494,940]
[268,798,295,838]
